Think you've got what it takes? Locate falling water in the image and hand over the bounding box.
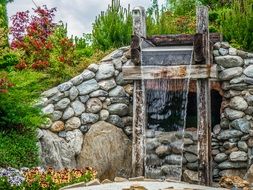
[141,46,193,181]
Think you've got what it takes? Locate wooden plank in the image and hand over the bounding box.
[122,65,217,80]
[196,6,212,186]
[132,6,146,177]
[146,33,220,46]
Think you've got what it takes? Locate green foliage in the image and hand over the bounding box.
[147,0,196,35]
[0,177,14,190]
[0,130,39,168]
[92,0,132,51]
[220,0,253,51]
[167,0,196,15]
[0,70,47,130]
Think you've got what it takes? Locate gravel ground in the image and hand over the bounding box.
[65,181,227,190]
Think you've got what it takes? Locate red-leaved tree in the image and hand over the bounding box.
[10,5,74,70]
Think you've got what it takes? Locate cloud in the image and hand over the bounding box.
[7,0,166,37]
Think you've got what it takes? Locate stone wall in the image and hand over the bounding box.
[37,47,134,180]
[37,42,253,183]
[213,42,253,182]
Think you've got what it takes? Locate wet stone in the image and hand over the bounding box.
[108,103,129,116]
[186,162,198,171]
[89,90,108,97]
[99,110,109,121]
[86,98,103,113]
[245,106,253,115]
[77,79,99,95]
[50,121,65,132]
[229,96,248,111]
[229,84,247,92]
[229,151,248,161]
[69,86,79,100]
[170,141,183,154]
[245,94,253,106]
[124,126,132,136]
[223,142,236,149]
[146,130,155,138]
[155,145,171,157]
[110,97,130,104]
[184,144,197,155]
[218,130,243,140]
[230,76,245,84]
[42,104,54,115]
[218,161,248,169]
[70,74,84,85]
[98,79,117,91]
[219,48,229,56]
[219,67,243,80]
[81,113,99,124]
[79,95,89,104]
[161,165,181,176]
[55,98,70,110]
[184,153,198,163]
[244,65,253,78]
[62,107,75,120]
[81,70,95,80]
[65,117,81,131]
[96,63,115,81]
[71,100,85,116]
[107,115,124,128]
[224,108,245,120]
[215,55,243,68]
[58,81,73,92]
[87,63,98,72]
[58,131,67,138]
[51,111,62,121]
[231,118,250,133]
[238,141,248,152]
[146,138,160,152]
[214,153,228,163]
[109,86,127,97]
[80,125,90,134]
[42,87,59,98]
[213,50,220,57]
[244,78,253,85]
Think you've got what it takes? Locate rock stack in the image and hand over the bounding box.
[38,47,133,179]
[213,42,253,182]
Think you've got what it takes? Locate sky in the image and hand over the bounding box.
[7,0,165,37]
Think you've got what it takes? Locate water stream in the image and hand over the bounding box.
[141,46,193,181]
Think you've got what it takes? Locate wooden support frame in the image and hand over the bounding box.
[131,6,146,177]
[196,6,212,186]
[147,33,221,46]
[129,5,213,185]
[123,65,217,80]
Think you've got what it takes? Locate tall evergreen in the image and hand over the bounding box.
[0,0,13,47]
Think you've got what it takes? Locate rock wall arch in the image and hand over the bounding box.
[37,47,133,179]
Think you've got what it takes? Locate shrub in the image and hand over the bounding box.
[92,0,132,51]
[0,70,57,168]
[220,0,253,51]
[0,130,39,168]
[147,0,196,35]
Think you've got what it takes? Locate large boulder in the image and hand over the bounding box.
[77,121,132,180]
[38,129,83,170]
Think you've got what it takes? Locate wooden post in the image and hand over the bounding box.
[196,6,212,186]
[131,6,146,177]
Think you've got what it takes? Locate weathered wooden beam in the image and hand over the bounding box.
[132,6,146,177]
[122,65,217,80]
[146,33,221,46]
[196,6,212,186]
